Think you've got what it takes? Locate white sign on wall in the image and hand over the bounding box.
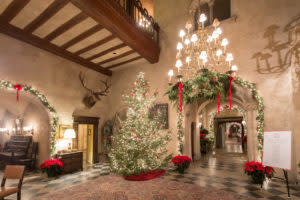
[262,131,292,170]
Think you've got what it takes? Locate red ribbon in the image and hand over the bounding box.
[177,82,184,112]
[229,76,234,109]
[218,92,220,114]
[13,84,22,102]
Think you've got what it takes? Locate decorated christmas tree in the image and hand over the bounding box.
[108,72,172,177]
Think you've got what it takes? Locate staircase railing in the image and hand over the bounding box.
[113,0,159,44]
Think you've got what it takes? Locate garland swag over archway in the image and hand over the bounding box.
[0,80,58,155]
[166,70,264,156]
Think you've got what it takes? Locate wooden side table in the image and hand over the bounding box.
[55,151,83,173]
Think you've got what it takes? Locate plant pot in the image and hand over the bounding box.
[178,167,185,174]
[251,175,265,185]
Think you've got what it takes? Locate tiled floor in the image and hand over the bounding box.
[162,150,300,199]
[1,152,299,199]
[0,162,110,200]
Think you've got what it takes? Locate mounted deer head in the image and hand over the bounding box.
[79,72,111,108]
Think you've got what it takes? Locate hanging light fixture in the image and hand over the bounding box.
[168,13,238,82]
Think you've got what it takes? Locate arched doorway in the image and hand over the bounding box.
[191,122,196,160]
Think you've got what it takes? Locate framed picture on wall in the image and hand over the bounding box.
[149,103,169,129]
[58,125,72,139]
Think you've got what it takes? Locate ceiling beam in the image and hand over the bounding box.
[70,0,160,63]
[98,50,135,65]
[74,34,116,55]
[24,0,69,33]
[0,20,112,76]
[86,43,126,61]
[45,12,88,41]
[61,24,103,49]
[107,56,143,69]
[1,0,30,22]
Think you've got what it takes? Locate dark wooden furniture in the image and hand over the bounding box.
[0,165,25,200]
[55,151,83,174]
[0,136,32,167]
[17,142,38,170]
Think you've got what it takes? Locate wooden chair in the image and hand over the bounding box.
[0,165,25,200]
[17,142,39,170]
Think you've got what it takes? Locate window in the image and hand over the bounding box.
[194,0,231,30]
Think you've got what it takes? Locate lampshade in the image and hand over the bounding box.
[64,129,76,139]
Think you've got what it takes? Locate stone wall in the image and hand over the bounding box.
[0,33,110,163]
[107,0,300,181]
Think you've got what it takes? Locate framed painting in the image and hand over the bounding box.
[149,103,169,129]
[58,125,72,139]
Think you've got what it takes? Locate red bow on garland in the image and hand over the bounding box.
[229,76,234,109]
[177,82,184,112]
[218,92,220,114]
[13,84,22,102]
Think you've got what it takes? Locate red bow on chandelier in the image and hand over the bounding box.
[229,76,234,109]
[13,84,22,102]
[177,82,184,112]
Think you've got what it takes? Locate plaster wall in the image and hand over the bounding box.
[108,0,300,179]
[0,33,110,160]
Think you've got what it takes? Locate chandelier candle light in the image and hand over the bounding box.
[168,13,238,111]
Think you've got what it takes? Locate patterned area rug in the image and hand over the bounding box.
[37,175,256,200]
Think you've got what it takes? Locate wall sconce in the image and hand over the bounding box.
[198,122,202,129]
[0,128,9,135]
[23,126,34,135]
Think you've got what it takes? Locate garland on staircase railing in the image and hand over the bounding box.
[0,80,58,155]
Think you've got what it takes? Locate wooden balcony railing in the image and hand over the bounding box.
[113,0,159,44]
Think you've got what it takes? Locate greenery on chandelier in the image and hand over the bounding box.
[108,72,172,176]
[166,70,265,157]
[166,70,236,105]
[0,80,58,155]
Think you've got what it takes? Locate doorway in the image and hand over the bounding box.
[73,116,99,164]
[78,124,94,165]
[191,122,196,160]
[215,117,245,153]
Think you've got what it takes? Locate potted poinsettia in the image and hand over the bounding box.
[40,159,63,178]
[244,161,274,186]
[171,155,192,174]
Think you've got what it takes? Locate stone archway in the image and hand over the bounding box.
[196,98,258,161]
[0,80,58,155]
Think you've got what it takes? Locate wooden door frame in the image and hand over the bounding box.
[73,116,100,163]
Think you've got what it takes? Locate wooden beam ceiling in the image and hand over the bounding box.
[0,0,160,76]
[45,12,88,41]
[86,43,126,61]
[98,50,135,65]
[74,34,116,55]
[70,0,160,63]
[107,56,143,69]
[61,24,103,49]
[0,20,112,76]
[1,0,30,22]
[24,0,69,33]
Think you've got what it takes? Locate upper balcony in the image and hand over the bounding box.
[0,0,160,76]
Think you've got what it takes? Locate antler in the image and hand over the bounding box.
[93,79,111,99]
[79,72,93,94]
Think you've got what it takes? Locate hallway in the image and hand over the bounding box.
[162,150,300,199]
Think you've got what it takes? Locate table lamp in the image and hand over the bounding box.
[64,129,76,150]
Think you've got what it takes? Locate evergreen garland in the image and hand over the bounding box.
[166,70,236,105]
[166,70,265,157]
[0,80,58,155]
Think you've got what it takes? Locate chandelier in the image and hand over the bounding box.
[168,13,238,82]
